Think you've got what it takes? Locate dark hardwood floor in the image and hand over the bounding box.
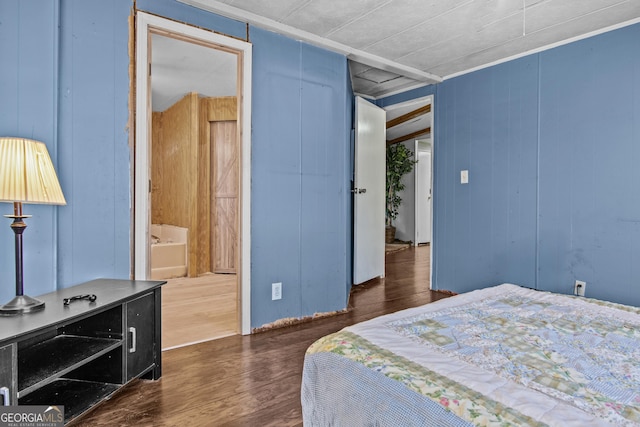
[71,245,451,426]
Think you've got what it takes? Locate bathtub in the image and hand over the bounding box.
[150,224,188,280]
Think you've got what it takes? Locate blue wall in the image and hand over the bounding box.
[429,23,640,306]
[0,0,352,328]
[250,28,350,326]
[0,0,132,297]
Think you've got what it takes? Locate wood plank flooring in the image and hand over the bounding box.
[162,273,237,349]
[70,246,451,426]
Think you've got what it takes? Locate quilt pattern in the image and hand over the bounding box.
[308,330,547,426]
[387,290,640,426]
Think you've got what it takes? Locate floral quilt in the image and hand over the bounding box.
[303,284,640,426]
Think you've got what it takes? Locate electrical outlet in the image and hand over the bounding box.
[272,282,282,300]
[460,170,469,184]
[574,280,586,297]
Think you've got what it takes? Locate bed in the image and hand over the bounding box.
[302,284,640,426]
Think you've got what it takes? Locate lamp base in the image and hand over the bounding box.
[0,295,45,316]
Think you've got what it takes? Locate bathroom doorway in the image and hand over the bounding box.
[135,13,253,346]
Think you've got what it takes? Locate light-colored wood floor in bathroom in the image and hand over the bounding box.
[161,273,238,349]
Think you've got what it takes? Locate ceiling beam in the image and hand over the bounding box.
[386,104,431,129]
[387,127,431,145]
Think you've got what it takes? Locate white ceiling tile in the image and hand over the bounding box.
[357,68,401,84]
[525,0,640,34]
[429,1,640,77]
[364,1,519,60]
[399,12,524,71]
[219,0,308,22]
[280,0,392,37]
[328,0,471,49]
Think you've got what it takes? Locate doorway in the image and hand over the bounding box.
[382,95,434,287]
[134,13,253,342]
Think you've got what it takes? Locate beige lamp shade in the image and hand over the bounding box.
[0,137,66,205]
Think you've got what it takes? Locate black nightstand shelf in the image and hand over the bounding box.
[0,279,164,425]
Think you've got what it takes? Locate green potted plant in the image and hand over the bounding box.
[386,144,416,243]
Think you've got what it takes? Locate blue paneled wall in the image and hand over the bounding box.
[56,0,132,288]
[1,0,351,329]
[537,25,640,303]
[433,57,539,294]
[251,28,350,327]
[428,23,640,306]
[0,0,132,298]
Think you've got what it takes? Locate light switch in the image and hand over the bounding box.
[460,170,469,184]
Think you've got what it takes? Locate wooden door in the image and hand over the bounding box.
[211,121,238,273]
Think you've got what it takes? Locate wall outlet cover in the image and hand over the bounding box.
[272,282,282,300]
[574,280,586,297]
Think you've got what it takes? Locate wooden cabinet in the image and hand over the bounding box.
[0,279,164,424]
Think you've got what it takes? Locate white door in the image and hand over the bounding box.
[416,148,432,244]
[353,97,386,284]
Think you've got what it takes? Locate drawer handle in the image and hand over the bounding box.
[129,327,137,353]
[0,386,9,406]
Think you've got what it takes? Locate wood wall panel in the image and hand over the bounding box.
[151,111,164,223]
[203,97,237,122]
[197,98,212,275]
[151,93,199,277]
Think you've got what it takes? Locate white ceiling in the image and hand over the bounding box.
[151,33,237,112]
[180,0,640,98]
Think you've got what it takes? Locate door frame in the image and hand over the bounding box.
[134,12,252,335]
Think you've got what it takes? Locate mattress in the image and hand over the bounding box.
[302,284,640,426]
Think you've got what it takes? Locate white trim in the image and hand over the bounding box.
[429,96,435,291]
[352,92,376,101]
[364,81,433,101]
[414,139,419,247]
[443,17,640,80]
[382,95,432,111]
[178,0,441,84]
[241,44,253,336]
[134,14,150,282]
[135,12,252,335]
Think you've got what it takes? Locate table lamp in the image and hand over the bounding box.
[0,137,66,315]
